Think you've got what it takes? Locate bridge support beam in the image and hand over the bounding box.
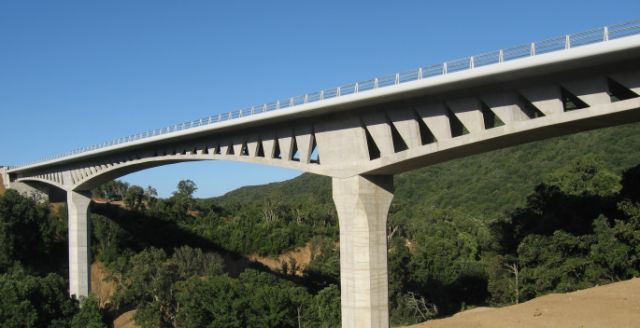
[67,190,91,299]
[333,175,394,328]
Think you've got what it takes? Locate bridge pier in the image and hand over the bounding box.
[333,175,394,328]
[67,190,91,299]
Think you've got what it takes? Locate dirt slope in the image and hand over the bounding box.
[409,277,640,328]
[248,243,314,276]
[91,262,116,306]
[114,310,139,328]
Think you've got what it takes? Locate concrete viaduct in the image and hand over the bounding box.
[2,21,640,328]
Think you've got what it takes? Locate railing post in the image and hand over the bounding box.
[530,42,536,56]
[418,67,423,79]
[395,73,400,84]
[374,78,379,88]
[304,94,309,103]
[470,56,475,69]
[604,26,609,41]
[443,62,448,74]
[320,90,324,100]
[337,87,341,96]
[355,82,359,93]
[565,35,571,49]
[276,100,280,109]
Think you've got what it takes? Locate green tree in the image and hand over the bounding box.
[0,190,62,273]
[175,276,245,328]
[544,156,620,196]
[145,186,158,199]
[176,180,197,198]
[124,185,145,211]
[92,180,130,201]
[170,246,224,279]
[91,214,133,265]
[170,180,198,218]
[307,285,341,328]
[240,270,308,328]
[71,295,106,328]
[587,216,634,282]
[517,231,593,297]
[0,268,78,328]
[621,164,640,201]
[113,248,178,328]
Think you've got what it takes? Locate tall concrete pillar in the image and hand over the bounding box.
[333,175,394,328]
[67,190,91,299]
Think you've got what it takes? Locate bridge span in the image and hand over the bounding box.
[3,21,640,328]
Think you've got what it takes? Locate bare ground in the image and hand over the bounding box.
[248,243,314,276]
[91,262,116,307]
[92,262,141,328]
[408,277,640,328]
[114,310,138,328]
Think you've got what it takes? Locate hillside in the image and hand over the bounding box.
[408,277,640,328]
[4,121,640,327]
[211,121,640,220]
[193,120,640,325]
[237,122,640,214]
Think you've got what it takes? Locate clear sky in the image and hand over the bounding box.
[1,1,639,197]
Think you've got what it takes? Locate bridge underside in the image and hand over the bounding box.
[4,50,640,328]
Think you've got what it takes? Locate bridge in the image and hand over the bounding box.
[2,21,640,328]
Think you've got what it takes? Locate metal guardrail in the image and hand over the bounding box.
[9,20,640,170]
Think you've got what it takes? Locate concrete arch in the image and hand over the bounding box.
[15,176,66,192]
[71,157,200,191]
[70,152,318,192]
[10,179,67,203]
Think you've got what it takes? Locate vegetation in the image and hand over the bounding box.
[1,122,640,326]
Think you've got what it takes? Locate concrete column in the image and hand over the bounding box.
[67,190,91,299]
[0,167,9,190]
[333,175,394,328]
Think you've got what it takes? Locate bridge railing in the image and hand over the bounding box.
[11,20,640,169]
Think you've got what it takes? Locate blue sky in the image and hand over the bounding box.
[1,1,639,197]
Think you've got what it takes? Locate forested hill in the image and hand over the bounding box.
[211,121,640,219]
